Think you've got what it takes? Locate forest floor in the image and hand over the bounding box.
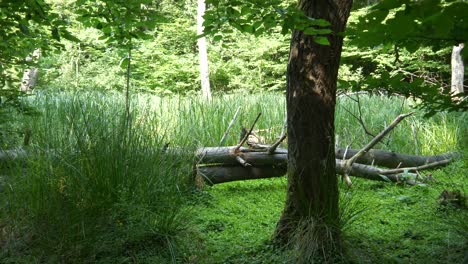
[0,93,466,263]
[190,163,467,263]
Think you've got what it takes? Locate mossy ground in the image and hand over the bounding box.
[190,163,466,263]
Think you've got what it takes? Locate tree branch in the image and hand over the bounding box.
[219,106,241,146]
[234,112,262,152]
[342,112,414,186]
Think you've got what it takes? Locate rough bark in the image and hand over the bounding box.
[273,0,353,256]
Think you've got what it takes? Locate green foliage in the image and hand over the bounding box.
[0,0,78,146]
[1,92,466,262]
[203,0,333,44]
[349,0,468,47]
[343,1,468,115]
[208,32,289,93]
[0,0,76,86]
[75,0,162,46]
[37,1,290,95]
[1,92,194,262]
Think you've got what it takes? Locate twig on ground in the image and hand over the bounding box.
[380,159,452,175]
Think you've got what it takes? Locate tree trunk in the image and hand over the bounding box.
[20,49,41,92]
[451,43,464,95]
[197,0,212,101]
[272,0,353,259]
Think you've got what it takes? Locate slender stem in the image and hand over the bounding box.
[219,106,241,146]
[126,41,132,120]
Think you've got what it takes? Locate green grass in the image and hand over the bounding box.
[1,91,466,263]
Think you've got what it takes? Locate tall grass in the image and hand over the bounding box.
[2,92,195,262]
[1,91,466,262]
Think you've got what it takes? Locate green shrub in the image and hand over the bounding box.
[1,92,194,262]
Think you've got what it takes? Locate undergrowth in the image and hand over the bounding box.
[1,92,466,263]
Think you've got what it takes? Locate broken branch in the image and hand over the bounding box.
[234,112,262,152]
[219,106,241,146]
[342,112,414,186]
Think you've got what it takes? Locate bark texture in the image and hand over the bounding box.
[273,0,353,255]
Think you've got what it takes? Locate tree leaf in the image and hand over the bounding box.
[314,36,330,45]
[303,28,317,35]
[119,57,129,69]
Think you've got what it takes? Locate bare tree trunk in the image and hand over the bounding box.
[197,0,212,101]
[272,0,353,259]
[451,43,464,95]
[20,49,40,92]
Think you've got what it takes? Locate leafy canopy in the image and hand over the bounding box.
[203,0,333,45]
[346,0,467,115]
[0,0,77,86]
[348,0,468,53]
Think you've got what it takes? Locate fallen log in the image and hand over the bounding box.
[195,146,457,185]
[335,148,457,168]
[197,159,451,185]
[1,146,457,186]
[196,146,457,168]
[198,165,287,185]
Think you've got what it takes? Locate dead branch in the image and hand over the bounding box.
[342,112,414,187]
[345,112,414,167]
[268,117,288,154]
[342,93,376,138]
[234,112,262,152]
[219,106,241,146]
[267,134,287,155]
[379,159,452,175]
[194,146,457,186]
